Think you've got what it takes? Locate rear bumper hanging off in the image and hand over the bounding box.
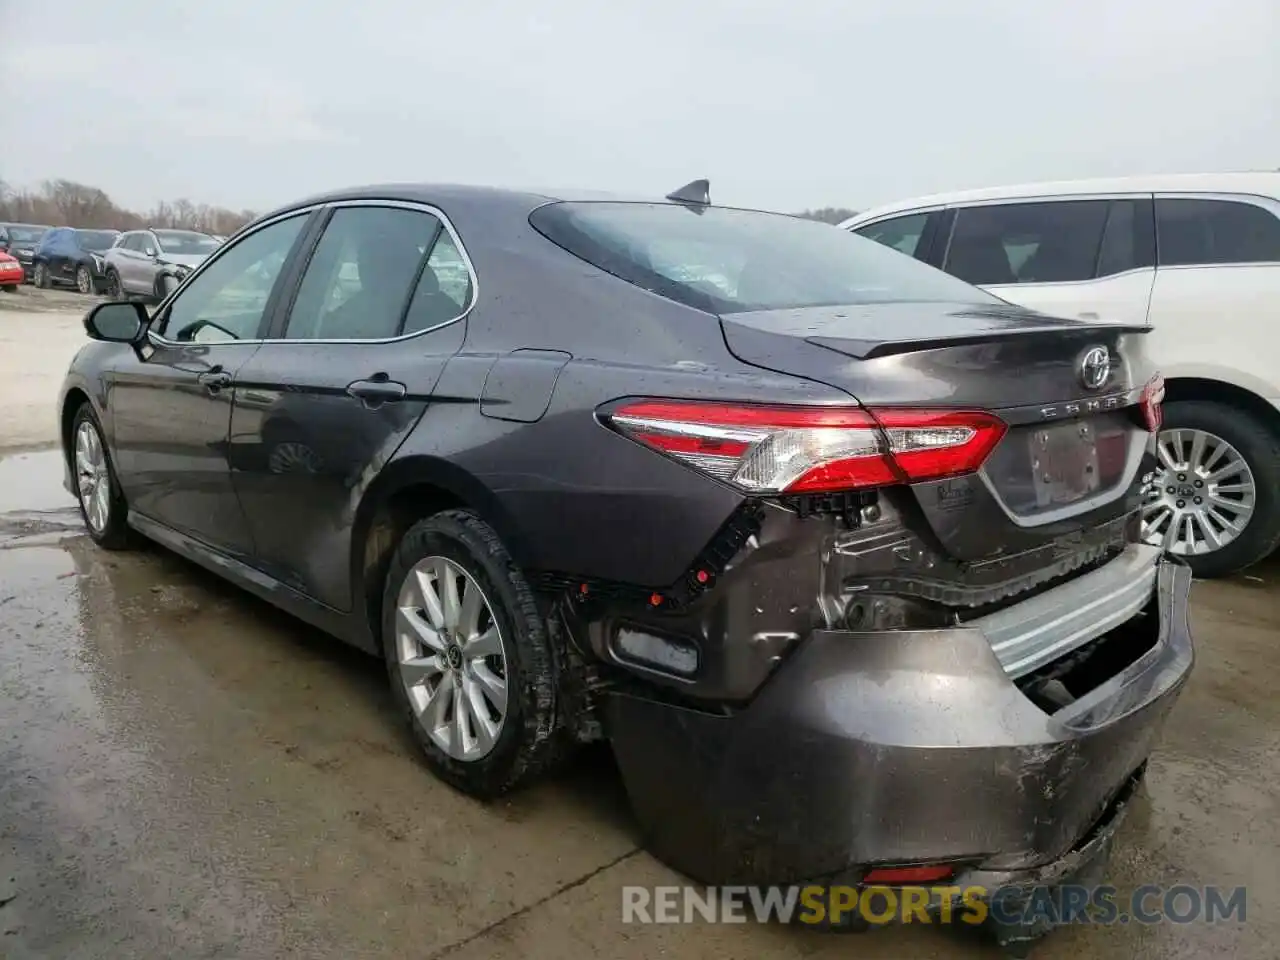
[606,556,1193,887]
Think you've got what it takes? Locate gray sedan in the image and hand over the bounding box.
[103,228,220,301]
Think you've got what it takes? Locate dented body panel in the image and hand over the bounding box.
[606,559,1192,886]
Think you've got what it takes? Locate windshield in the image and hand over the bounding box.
[530,202,999,314]
[7,226,47,244]
[155,231,220,255]
[75,230,118,252]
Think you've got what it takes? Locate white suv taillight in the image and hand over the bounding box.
[606,400,1007,494]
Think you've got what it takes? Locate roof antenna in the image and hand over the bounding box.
[665,179,710,207]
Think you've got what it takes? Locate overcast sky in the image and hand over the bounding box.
[1,0,1276,214]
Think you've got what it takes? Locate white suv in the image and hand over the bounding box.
[843,173,1280,577]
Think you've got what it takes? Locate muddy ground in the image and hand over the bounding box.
[0,294,1277,959]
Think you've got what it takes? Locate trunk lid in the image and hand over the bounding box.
[720,301,1156,562]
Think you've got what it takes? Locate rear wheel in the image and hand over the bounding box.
[1142,400,1280,577]
[380,509,562,798]
[70,404,134,550]
[76,264,93,295]
[33,262,48,288]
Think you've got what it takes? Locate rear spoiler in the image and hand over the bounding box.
[811,323,1151,361]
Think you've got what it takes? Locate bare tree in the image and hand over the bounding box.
[0,175,257,235]
[793,207,860,225]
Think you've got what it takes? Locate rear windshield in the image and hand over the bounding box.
[75,230,118,252]
[7,226,47,243]
[530,201,998,314]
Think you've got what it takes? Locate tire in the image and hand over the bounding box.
[76,264,93,295]
[380,509,562,798]
[105,269,124,301]
[69,404,134,550]
[33,261,48,288]
[1145,400,1280,578]
[1,284,15,293]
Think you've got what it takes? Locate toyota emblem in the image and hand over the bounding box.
[1079,346,1111,390]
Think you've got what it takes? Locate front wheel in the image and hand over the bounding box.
[76,264,93,295]
[1,284,16,293]
[1142,400,1280,577]
[33,262,48,288]
[70,405,134,550]
[380,509,563,798]
[105,269,124,301]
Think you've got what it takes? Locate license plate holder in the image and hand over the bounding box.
[1030,421,1101,507]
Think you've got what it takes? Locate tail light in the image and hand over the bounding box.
[606,400,1007,494]
[1140,373,1165,433]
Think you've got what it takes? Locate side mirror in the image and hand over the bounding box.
[84,301,148,344]
[144,247,157,258]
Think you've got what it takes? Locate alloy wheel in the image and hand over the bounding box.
[74,420,112,534]
[77,266,92,294]
[394,556,508,762]
[107,272,122,300]
[34,263,47,288]
[1142,427,1257,556]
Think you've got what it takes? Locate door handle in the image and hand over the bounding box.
[346,377,407,406]
[198,369,232,393]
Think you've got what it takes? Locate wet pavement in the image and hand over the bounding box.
[1,445,1277,959]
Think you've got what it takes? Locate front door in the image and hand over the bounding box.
[228,202,473,610]
[109,211,314,559]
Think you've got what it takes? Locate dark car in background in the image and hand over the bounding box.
[59,181,1189,952]
[32,227,120,293]
[0,221,52,280]
[103,228,222,301]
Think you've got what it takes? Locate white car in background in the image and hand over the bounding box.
[843,173,1280,577]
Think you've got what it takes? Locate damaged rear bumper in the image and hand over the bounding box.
[606,554,1193,887]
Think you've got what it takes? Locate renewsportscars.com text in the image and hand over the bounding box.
[621,884,1247,927]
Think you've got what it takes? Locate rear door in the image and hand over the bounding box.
[228,201,472,610]
[937,197,1157,326]
[115,234,144,292]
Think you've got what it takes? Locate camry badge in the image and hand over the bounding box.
[1078,346,1111,390]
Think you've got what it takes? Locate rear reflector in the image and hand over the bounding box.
[1140,373,1165,433]
[862,865,956,884]
[607,400,1006,494]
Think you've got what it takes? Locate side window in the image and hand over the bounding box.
[945,201,1109,285]
[123,234,142,252]
[1094,199,1154,277]
[282,206,442,341]
[1156,198,1280,266]
[402,228,474,335]
[157,214,307,343]
[854,213,930,259]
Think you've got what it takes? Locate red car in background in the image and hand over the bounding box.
[0,252,24,292]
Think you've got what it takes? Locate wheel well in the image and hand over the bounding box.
[358,483,466,643]
[1163,377,1280,437]
[60,388,90,463]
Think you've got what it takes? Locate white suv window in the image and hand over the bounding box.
[854,212,930,258]
[1156,198,1280,266]
[945,201,1110,286]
